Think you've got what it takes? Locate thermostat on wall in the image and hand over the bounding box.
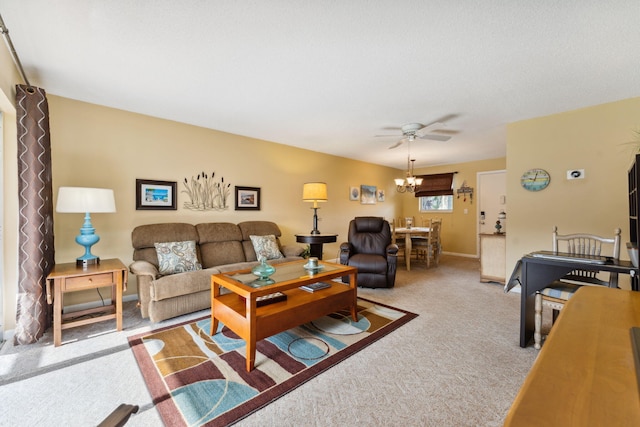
[567,169,585,180]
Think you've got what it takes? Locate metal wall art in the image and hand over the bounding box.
[182,171,231,211]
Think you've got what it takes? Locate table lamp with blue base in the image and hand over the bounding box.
[56,187,116,267]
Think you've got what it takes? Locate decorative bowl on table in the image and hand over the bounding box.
[252,256,275,280]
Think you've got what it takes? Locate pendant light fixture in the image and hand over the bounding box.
[394,136,423,193]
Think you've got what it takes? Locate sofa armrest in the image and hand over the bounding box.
[129,260,160,319]
[281,244,305,258]
[387,243,399,256]
[129,260,159,278]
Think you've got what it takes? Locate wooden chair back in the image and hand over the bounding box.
[552,226,621,286]
[413,218,442,268]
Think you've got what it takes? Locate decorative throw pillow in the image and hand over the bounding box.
[154,240,202,275]
[250,234,284,260]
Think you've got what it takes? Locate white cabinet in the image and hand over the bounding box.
[479,233,506,284]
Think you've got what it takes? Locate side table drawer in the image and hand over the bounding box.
[64,272,114,291]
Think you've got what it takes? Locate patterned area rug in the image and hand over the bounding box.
[129,297,417,426]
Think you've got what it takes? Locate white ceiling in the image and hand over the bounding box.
[2,1,640,170]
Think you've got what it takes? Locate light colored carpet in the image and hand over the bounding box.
[0,255,539,426]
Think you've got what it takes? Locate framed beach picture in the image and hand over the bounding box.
[349,186,360,201]
[136,179,177,210]
[360,184,377,205]
[377,189,385,202]
[235,186,261,210]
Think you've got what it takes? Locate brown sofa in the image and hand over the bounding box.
[129,221,304,322]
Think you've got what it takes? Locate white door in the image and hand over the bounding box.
[477,170,507,236]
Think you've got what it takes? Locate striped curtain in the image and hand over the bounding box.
[14,84,55,345]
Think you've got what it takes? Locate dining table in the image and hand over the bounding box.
[393,226,430,271]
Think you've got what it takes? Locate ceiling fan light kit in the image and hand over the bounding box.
[395,158,423,193]
[383,121,453,149]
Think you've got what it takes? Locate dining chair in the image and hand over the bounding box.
[533,226,621,349]
[391,221,406,262]
[413,218,442,268]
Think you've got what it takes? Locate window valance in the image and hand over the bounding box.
[414,172,456,198]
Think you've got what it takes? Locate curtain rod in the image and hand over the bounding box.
[0,13,31,87]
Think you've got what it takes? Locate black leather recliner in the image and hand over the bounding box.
[339,216,398,288]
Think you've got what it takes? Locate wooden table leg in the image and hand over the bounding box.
[210,318,219,336]
[405,233,412,271]
[115,272,123,331]
[246,297,257,371]
[350,272,358,321]
[53,278,62,347]
[210,281,220,336]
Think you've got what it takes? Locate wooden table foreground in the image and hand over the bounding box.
[504,286,640,426]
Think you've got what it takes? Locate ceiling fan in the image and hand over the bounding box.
[377,115,459,149]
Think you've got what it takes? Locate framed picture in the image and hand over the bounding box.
[360,184,377,205]
[349,186,360,201]
[235,186,261,210]
[136,179,177,210]
[377,189,385,202]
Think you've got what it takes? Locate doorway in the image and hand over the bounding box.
[477,169,506,247]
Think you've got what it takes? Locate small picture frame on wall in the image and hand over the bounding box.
[377,189,385,202]
[360,185,377,205]
[136,179,177,210]
[349,186,360,201]
[235,186,261,210]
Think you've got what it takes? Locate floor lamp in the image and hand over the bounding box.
[302,182,327,235]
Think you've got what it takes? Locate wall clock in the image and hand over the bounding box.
[520,168,550,192]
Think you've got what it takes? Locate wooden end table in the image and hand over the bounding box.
[210,259,357,371]
[46,258,127,346]
[295,234,338,260]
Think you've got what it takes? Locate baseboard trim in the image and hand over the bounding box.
[442,251,478,259]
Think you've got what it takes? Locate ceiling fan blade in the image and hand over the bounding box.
[420,134,452,142]
[416,114,460,136]
[380,126,402,131]
[432,128,460,135]
[416,122,445,137]
[388,139,405,149]
[427,114,460,125]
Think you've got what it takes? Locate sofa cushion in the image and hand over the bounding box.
[150,267,220,301]
[132,223,199,268]
[249,234,284,260]
[154,240,202,275]
[196,222,246,268]
[238,221,283,262]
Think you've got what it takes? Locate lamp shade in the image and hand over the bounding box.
[302,182,328,202]
[56,187,116,213]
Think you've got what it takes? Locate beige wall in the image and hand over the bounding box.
[3,51,638,332]
[506,97,640,289]
[23,95,409,324]
[402,157,507,256]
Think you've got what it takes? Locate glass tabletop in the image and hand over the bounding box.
[226,260,343,288]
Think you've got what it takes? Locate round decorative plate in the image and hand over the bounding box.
[520,168,550,191]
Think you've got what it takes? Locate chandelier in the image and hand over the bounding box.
[394,136,423,193]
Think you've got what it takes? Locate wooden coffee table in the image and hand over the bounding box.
[210,259,357,371]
